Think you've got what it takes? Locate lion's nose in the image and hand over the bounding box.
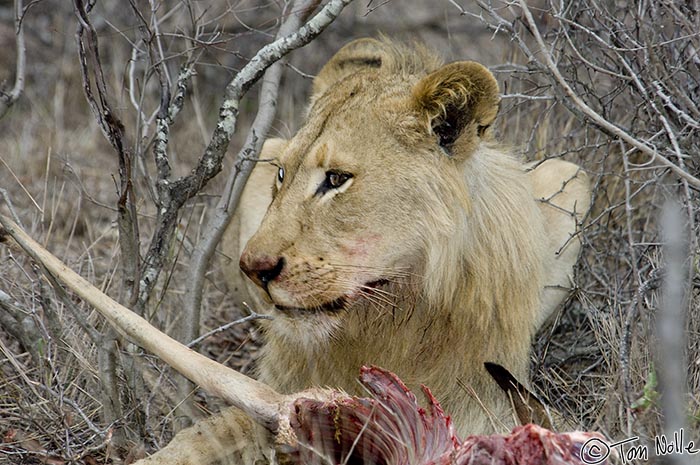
[239,253,285,290]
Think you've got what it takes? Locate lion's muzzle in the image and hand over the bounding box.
[239,252,285,292]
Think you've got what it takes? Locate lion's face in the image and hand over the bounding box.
[239,44,500,326]
[240,97,425,315]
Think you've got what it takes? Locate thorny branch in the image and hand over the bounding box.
[461,0,700,190]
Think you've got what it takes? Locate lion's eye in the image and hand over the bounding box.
[327,172,349,188]
[316,170,353,196]
[326,171,352,189]
[277,167,285,184]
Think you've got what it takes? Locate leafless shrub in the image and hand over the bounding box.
[451,0,699,450]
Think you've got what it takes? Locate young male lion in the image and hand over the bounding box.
[135,38,590,464]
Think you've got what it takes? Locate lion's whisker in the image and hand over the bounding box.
[358,285,399,302]
[326,263,417,278]
[352,287,398,308]
[327,278,400,302]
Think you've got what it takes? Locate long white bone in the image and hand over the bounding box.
[0,214,301,442]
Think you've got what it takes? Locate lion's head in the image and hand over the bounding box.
[238,39,541,341]
[222,38,590,434]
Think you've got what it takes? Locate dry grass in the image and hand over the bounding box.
[1,0,698,464]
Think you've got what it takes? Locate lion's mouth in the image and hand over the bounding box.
[275,296,347,314]
[274,279,389,314]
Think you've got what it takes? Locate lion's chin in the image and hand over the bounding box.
[272,279,389,315]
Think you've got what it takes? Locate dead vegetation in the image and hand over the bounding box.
[0,0,698,464]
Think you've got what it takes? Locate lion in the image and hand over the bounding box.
[135,38,590,464]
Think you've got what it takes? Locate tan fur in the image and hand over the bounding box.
[528,159,591,328]
[139,38,591,464]
[228,37,591,432]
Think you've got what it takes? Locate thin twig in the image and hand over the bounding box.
[517,0,700,190]
[187,312,272,348]
[0,158,42,215]
[0,188,25,230]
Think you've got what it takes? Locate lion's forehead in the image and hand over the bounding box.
[280,105,416,176]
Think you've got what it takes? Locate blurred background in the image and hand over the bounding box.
[1,0,698,463]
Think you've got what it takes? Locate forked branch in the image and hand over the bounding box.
[135,0,353,312]
[181,0,324,349]
[516,0,700,190]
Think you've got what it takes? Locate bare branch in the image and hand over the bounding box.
[134,0,354,314]
[0,187,25,230]
[74,0,141,306]
[0,0,26,119]
[516,0,700,190]
[179,0,327,375]
[187,311,272,349]
[651,81,700,130]
[128,0,173,188]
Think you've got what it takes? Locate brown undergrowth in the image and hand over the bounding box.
[1,0,698,464]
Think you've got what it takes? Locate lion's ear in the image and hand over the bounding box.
[312,38,386,99]
[412,61,500,157]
